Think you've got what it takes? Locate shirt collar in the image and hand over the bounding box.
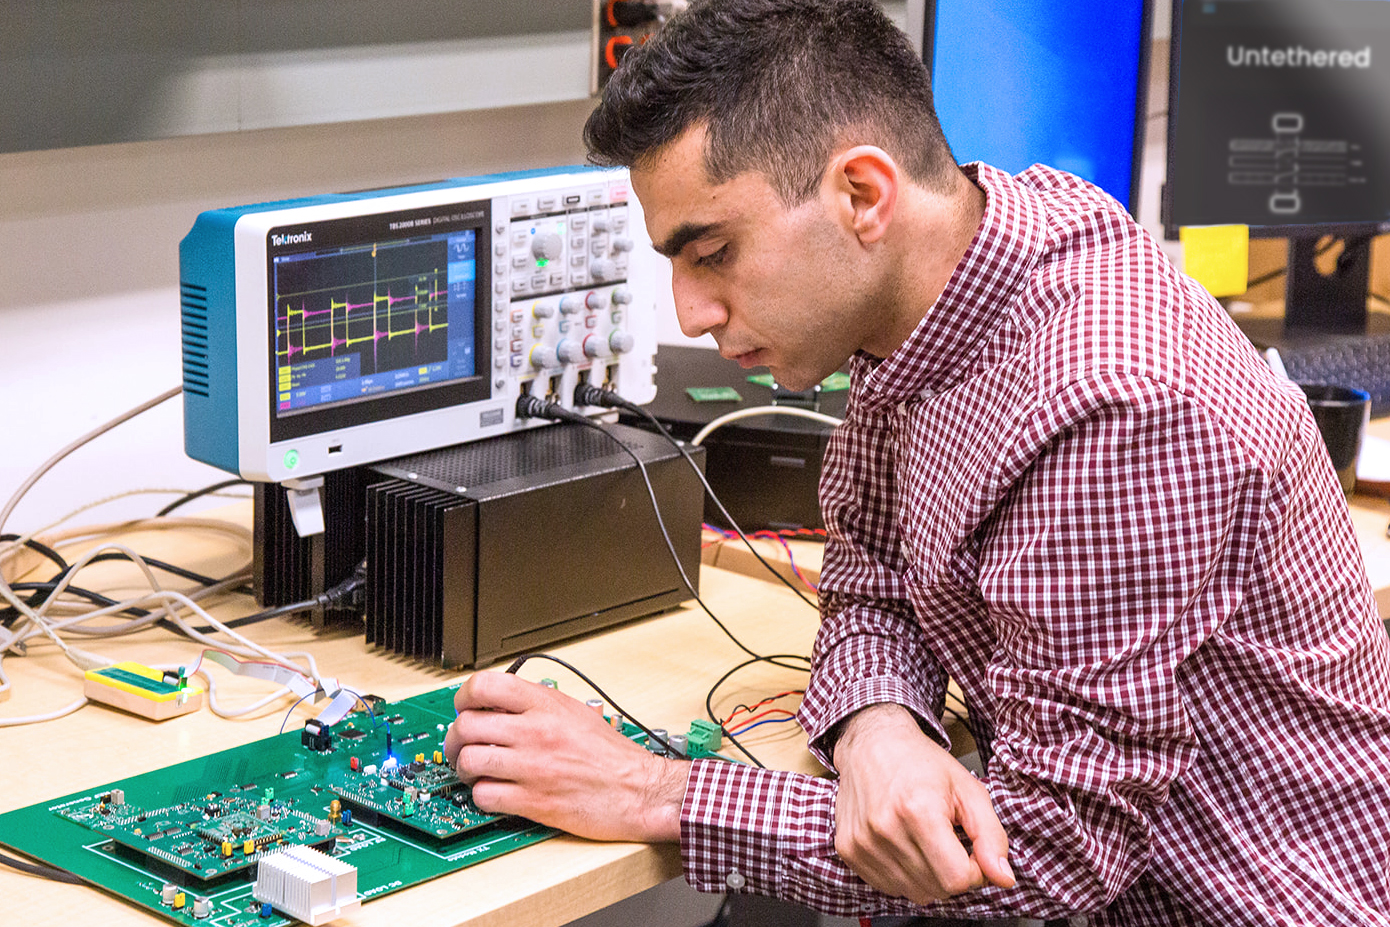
[852,162,1053,410]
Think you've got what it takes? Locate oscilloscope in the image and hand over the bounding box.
[179,166,661,489]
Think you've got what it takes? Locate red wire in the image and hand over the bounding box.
[720,690,804,726]
[726,707,798,735]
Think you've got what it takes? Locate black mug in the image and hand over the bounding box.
[1298,383,1370,495]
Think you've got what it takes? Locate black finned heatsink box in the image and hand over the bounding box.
[365,422,704,668]
[253,422,704,667]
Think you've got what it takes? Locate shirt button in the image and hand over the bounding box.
[724,870,746,890]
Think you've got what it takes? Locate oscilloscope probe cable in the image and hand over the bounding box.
[574,383,821,611]
[513,395,810,678]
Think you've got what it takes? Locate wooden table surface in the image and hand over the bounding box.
[0,506,823,927]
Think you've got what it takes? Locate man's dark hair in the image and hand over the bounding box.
[583,0,958,204]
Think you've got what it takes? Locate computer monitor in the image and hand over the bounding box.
[1163,0,1390,336]
[923,0,1154,214]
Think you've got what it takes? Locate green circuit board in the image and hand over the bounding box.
[0,683,720,926]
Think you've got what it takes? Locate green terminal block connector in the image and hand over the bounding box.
[686,719,723,757]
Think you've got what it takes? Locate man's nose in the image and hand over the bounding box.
[672,269,728,339]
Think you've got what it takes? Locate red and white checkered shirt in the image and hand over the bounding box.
[679,164,1390,925]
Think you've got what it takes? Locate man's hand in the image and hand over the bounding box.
[442,671,687,843]
[833,703,1015,903]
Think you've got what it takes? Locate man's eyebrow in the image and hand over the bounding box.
[652,221,722,258]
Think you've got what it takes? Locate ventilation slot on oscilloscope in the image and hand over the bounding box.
[180,283,211,398]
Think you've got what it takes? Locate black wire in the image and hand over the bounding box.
[4,582,150,619]
[517,397,809,673]
[84,551,227,589]
[505,652,696,760]
[0,850,83,884]
[155,478,251,517]
[703,654,818,769]
[0,534,69,573]
[575,385,822,611]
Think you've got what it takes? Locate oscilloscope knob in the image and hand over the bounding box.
[590,258,617,281]
[612,236,634,253]
[583,334,610,359]
[559,294,585,315]
[531,301,556,319]
[611,286,633,305]
[531,232,563,262]
[609,330,635,355]
[556,339,584,365]
[591,214,611,233]
[530,344,560,369]
[585,291,608,310]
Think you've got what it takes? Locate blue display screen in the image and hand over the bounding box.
[927,0,1150,211]
[272,229,478,416]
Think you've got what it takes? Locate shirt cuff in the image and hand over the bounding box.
[799,673,950,770]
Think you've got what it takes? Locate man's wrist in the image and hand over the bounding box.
[833,702,921,765]
[638,755,693,842]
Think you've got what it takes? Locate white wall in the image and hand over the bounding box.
[0,101,598,534]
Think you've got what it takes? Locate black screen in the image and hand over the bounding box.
[1165,0,1390,236]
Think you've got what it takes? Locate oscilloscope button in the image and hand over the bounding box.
[569,214,588,230]
[531,232,563,262]
[557,339,584,364]
[583,334,609,359]
[609,330,636,354]
[530,344,559,369]
[537,194,560,212]
[511,198,534,216]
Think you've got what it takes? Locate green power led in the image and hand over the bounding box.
[283,449,300,470]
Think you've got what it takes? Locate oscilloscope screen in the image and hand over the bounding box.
[265,201,492,444]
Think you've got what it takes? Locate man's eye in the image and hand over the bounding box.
[695,245,729,268]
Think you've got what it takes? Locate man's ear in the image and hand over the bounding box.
[827,145,899,245]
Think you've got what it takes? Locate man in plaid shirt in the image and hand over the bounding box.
[444,1,1390,922]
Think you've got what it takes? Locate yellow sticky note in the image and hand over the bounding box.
[1180,225,1249,297]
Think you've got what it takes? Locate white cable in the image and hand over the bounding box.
[0,696,88,728]
[0,386,181,535]
[0,387,183,676]
[689,405,843,446]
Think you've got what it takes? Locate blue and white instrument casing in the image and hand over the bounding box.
[180,166,662,483]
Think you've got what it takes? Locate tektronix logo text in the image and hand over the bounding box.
[271,231,313,247]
